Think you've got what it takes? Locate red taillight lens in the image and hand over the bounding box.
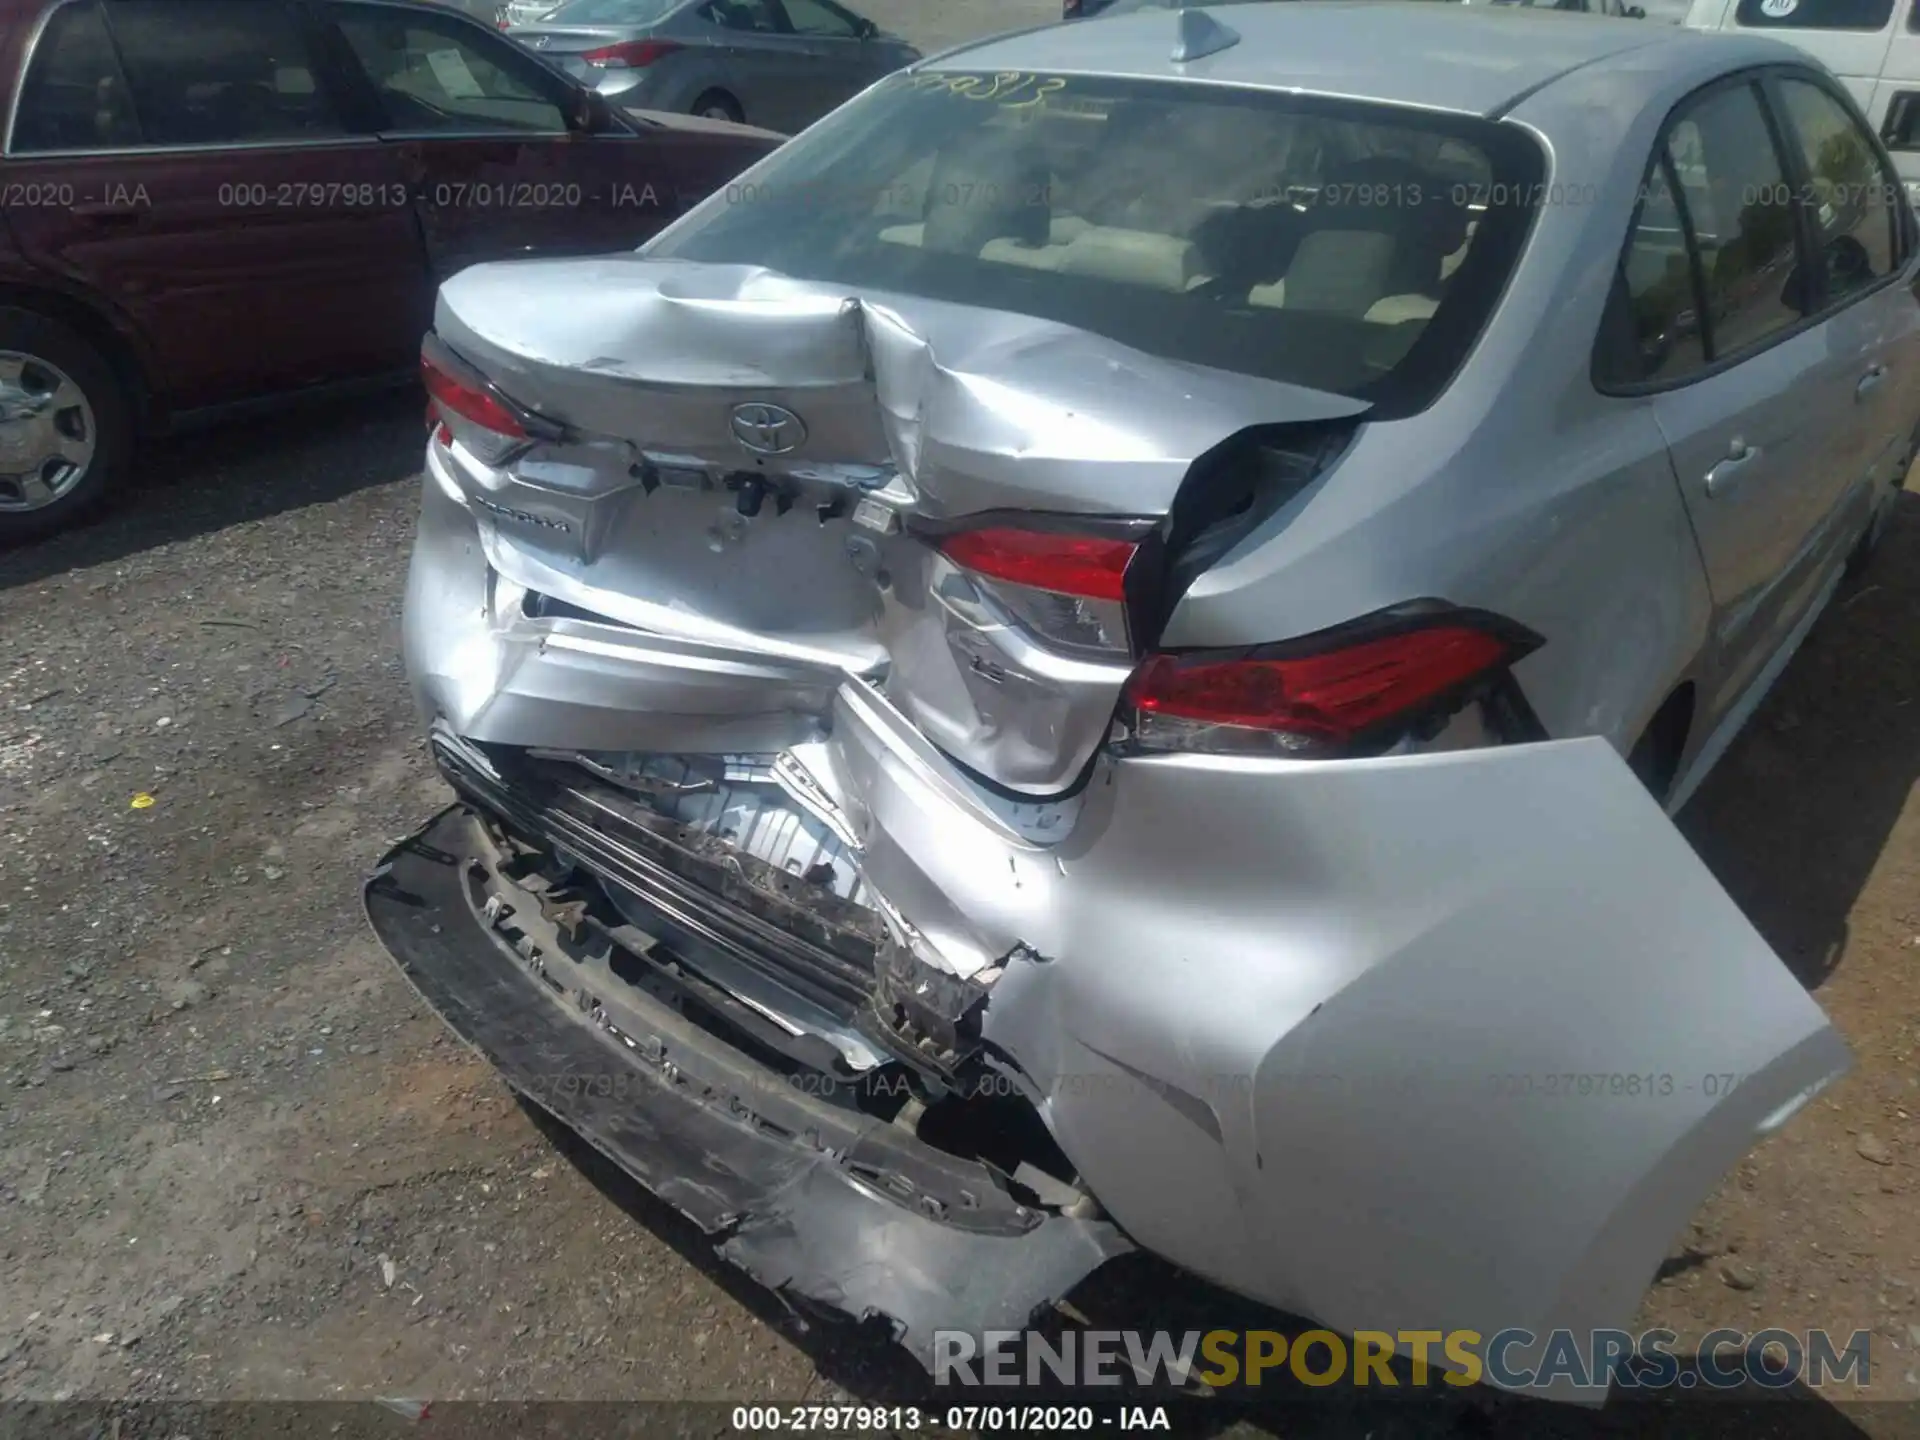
[1124,618,1531,756]
[936,527,1137,602]
[579,38,682,67]
[421,350,525,439]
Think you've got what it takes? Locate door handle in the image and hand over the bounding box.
[1704,438,1762,499]
[1856,364,1888,401]
[68,202,145,224]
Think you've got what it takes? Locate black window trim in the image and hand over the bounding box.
[1594,64,1915,398]
[3,0,388,157]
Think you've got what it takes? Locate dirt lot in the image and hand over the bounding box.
[3,5,1920,1434]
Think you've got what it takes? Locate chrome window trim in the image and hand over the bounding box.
[5,129,563,159]
[5,135,392,159]
[370,127,569,139]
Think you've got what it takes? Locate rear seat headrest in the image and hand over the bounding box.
[922,140,1051,255]
[1315,155,1469,253]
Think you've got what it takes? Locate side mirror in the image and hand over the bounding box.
[855,16,878,38]
[569,85,614,133]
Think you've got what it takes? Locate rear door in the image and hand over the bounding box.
[698,0,811,131]
[2,0,429,412]
[1622,78,1844,712]
[319,0,712,269]
[769,0,888,123]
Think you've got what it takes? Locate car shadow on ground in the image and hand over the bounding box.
[1678,487,1920,991]
[0,388,425,591]
[523,1096,1877,1439]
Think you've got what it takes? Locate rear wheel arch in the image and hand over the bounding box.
[691,88,744,123]
[0,284,157,435]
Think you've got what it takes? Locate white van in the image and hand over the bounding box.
[1684,0,1920,197]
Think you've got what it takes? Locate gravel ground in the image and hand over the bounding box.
[4,5,1920,1434]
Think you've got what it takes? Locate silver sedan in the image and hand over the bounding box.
[508,0,919,129]
[374,2,1915,1401]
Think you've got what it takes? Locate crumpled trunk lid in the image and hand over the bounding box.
[430,256,1367,793]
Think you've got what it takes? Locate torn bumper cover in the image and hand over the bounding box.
[368,651,1851,1403]
[366,803,1129,1360]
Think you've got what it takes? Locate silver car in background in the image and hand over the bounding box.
[370,3,1918,1401]
[509,0,918,127]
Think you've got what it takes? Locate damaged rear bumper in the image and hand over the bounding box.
[365,804,1129,1360]
[372,478,1851,1403]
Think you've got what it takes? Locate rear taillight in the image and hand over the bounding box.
[1121,606,1541,758]
[934,524,1142,655]
[937,527,1136,601]
[422,339,529,466]
[579,38,682,67]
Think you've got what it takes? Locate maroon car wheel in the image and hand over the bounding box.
[0,309,131,545]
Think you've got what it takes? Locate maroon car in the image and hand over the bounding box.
[0,0,781,540]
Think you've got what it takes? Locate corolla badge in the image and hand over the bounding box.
[729,402,807,456]
[472,495,570,532]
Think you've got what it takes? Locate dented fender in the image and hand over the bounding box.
[822,694,1849,1402]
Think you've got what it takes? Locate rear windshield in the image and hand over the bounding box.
[647,71,1545,415]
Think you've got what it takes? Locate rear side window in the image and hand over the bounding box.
[1599,81,1806,385]
[781,0,864,36]
[104,0,345,145]
[1734,0,1893,28]
[703,0,790,32]
[1671,85,1806,356]
[1774,77,1903,296]
[330,4,569,132]
[648,72,1545,416]
[9,0,140,152]
[1606,160,1708,383]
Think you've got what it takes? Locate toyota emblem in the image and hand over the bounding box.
[729,402,806,456]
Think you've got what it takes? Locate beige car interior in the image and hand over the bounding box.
[876,142,1478,370]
